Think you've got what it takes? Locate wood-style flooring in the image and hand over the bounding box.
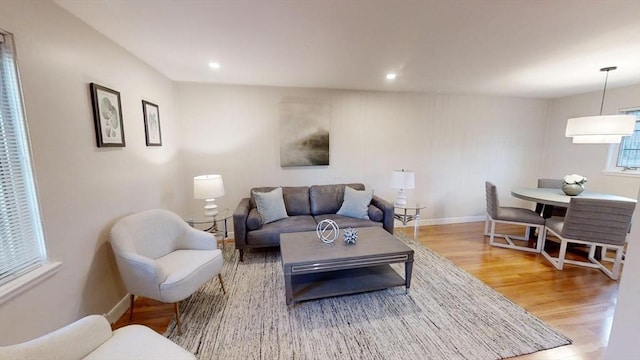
[113,222,619,360]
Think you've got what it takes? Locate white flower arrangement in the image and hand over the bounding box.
[563,174,587,185]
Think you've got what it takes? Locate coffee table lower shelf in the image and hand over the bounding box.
[288,264,406,304]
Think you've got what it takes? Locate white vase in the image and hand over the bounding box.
[562,183,584,196]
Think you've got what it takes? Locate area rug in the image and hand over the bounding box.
[165,233,571,359]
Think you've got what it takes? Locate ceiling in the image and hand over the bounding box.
[54,0,640,99]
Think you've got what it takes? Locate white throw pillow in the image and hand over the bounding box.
[253,187,289,224]
[337,187,373,219]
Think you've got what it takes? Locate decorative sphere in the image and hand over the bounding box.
[344,227,358,244]
[316,219,339,243]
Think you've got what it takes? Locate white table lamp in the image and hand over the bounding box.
[194,174,225,217]
[392,169,415,206]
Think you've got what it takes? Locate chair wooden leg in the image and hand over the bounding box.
[218,273,226,294]
[174,302,182,335]
[129,294,135,320]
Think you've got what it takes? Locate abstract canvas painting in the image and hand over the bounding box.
[279,98,330,167]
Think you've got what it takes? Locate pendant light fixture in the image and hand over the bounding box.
[565,66,635,144]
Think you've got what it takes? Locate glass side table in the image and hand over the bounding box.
[186,208,232,249]
[394,202,426,239]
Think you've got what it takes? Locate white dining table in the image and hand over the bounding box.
[511,187,637,209]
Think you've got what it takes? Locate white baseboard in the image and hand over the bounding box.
[103,293,132,324]
[395,215,485,228]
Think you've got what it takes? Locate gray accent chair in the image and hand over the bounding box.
[484,181,546,253]
[535,178,567,218]
[540,198,635,280]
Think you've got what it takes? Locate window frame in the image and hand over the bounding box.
[0,29,60,304]
[604,107,640,178]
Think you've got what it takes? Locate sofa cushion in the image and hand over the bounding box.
[337,187,373,219]
[282,186,311,215]
[253,187,289,224]
[246,215,317,245]
[246,208,263,231]
[314,214,383,231]
[310,183,365,215]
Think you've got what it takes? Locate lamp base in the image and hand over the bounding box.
[395,190,407,207]
[204,198,218,217]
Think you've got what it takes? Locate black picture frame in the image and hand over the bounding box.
[90,83,125,147]
[142,100,162,146]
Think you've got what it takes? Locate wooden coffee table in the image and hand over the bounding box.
[280,227,414,305]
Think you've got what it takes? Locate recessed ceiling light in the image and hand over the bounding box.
[386,73,397,80]
[208,62,221,69]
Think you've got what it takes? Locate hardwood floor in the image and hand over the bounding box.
[113,222,619,359]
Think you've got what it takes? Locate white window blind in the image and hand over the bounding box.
[0,30,47,287]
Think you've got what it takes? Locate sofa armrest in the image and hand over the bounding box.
[371,195,394,234]
[233,198,251,248]
[0,315,112,360]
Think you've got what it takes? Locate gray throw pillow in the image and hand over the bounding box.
[337,187,373,219]
[253,187,289,224]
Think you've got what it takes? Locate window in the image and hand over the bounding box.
[604,107,640,177]
[616,108,640,169]
[0,30,52,296]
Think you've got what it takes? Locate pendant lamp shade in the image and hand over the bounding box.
[566,115,635,143]
[565,67,636,144]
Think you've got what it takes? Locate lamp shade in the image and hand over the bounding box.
[571,134,624,144]
[566,115,635,137]
[193,174,225,199]
[391,170,415,190]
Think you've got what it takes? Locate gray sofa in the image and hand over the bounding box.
[233,183,394,261]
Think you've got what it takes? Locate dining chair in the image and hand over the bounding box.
[535,178,567,218]
[484,181,546,253]
[540,198,635,280]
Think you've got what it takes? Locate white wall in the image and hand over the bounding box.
[177,83,551,223]
[542,84,640,198]
[606,185,640,359]
[0,0,186,343]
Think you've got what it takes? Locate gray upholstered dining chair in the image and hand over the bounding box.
[540,198,635,280]
[110,209,226,334]
[535,178,567,218]
[484,181,546,253]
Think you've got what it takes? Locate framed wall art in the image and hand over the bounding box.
[90,83,125,147]
[279,97,330,167]
[142,100,162,146]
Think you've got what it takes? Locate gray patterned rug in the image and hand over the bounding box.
[165,233,571,359]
